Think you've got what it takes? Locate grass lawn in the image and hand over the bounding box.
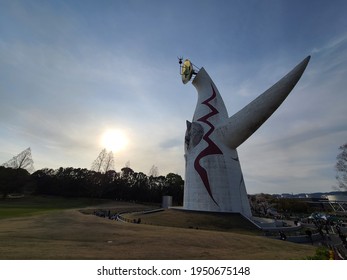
[0,196,317,260]
[124,209,261,234]
[0,195,110,219]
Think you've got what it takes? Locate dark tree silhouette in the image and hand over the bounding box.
[0,167,31,198]
[28,166,184,205]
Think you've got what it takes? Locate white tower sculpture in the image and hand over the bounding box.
[181,56,310,217]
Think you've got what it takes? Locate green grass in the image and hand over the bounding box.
[0,195,110,219]
[304,246,333,260]
[124,209,261,234]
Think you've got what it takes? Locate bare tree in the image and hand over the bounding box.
[148,165,159,177]
[335,142,347,190]
[2,147,35,173]
[91,149,115,173]
[103,151,114,173]
[91,149,107,172]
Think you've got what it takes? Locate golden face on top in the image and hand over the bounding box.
[181,59,193,84]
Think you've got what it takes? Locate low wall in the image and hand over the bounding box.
[269,232,322,243]
[286,233,322,243]
[251,217,301,232]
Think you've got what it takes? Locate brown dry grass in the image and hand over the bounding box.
[0,202,316,260]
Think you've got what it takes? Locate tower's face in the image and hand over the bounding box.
[183,68,251,216]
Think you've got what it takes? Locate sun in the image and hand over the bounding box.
[100,129,128,152]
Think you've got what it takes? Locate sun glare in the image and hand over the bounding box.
[101,129,128,152]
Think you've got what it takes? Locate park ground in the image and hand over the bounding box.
[0,196,316,259]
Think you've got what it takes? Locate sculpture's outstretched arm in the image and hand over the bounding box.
[216,56,311,149]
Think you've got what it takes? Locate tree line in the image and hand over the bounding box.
[0,166,184,205]
[1,141,346,206]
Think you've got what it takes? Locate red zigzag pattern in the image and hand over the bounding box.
[194,84,223,205]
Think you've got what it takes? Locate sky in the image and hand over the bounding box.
[0,0,346,195]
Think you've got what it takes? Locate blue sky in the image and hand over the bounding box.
[0,0,346,194]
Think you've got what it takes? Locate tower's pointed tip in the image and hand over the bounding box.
[305,55,311,63]
[296,55,311,70]
[302,55,311,67]
[293,55,311,77]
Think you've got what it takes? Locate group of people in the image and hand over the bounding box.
[93,209,143,224]
[93,209,118,220]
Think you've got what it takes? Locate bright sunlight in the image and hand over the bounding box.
[100,129,129,152]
